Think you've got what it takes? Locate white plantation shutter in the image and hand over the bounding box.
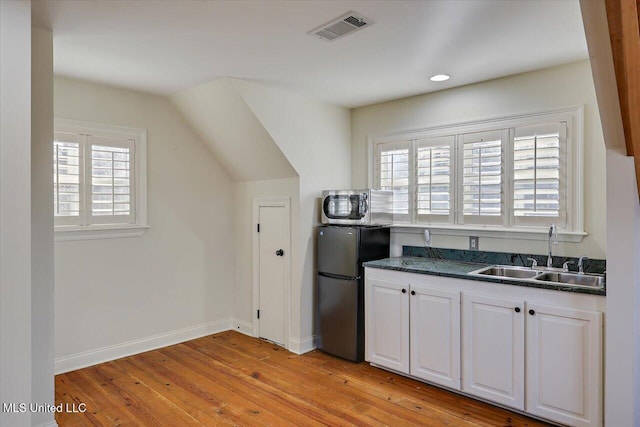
[53,122,142,229]
[376,140,411,222]
[416,136,454,223]
[371,107,581,234]
[54,132,83,225]
[512,123,566,227]
[460,130,505,225]
[88,136,135,225]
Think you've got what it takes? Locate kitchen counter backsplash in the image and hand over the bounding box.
[402,246,606,275]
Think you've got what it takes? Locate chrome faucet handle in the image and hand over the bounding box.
[547,224,558,268]
[562,261,574,273]
[527,257,538,269]
[578,255,588,274]
[550,224,558,245]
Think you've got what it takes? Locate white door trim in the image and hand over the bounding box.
[252,198,291,349]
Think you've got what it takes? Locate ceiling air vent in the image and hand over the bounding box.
[309,11,373,41]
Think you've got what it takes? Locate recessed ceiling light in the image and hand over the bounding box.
[430,74,450,82]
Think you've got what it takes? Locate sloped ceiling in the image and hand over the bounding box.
[171,78,297,182]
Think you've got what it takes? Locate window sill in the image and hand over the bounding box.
[54,224,149,242]
[390,224,586,243]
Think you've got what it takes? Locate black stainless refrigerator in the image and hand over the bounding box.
[317,225,390,362]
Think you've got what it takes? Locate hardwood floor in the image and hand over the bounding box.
[55,331,551,426]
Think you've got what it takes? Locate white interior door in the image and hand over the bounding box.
[257,204,288,346]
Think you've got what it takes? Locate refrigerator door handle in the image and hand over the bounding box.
[318,272,360,281]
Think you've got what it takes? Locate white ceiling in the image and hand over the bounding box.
[32,0,588,108]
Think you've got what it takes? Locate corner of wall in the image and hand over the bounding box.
[31,24,55,427]
[231,318,254,337]
[288,335,316,355]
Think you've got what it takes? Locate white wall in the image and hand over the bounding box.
[32,26,56,427]
[352,60,606,259]
[604,151,640,426]
[232,79,351,350]
[580,1,640,424]
[0,2,34,426]
[232,177,299,333]
[54,77,236,371]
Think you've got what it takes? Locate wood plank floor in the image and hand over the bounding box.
[55,331,551,426]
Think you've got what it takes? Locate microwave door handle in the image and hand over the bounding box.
[350,195,358,218]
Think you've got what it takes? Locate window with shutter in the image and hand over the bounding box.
[416,136,454,223]
[54,133,82,225]
[53,119,147,239]
[460,130,506,225]
[376,140,411,222]
[512,123,566,227]
[88,137,135,225]
[370,106,582,238]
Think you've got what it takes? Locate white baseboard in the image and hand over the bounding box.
[55,319,232,374]
[37,421,58,427]
[288,335,316,355]
[231,318,254,337]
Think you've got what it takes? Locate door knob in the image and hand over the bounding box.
[275,249,284,256]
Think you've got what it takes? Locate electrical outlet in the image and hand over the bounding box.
[469,236,479,251]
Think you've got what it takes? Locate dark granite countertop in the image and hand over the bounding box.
[364,256,606,296]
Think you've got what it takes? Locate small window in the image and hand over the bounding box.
[53,133,81,225]
[53,119,147,238]
[415,136,454,223]
[459,130,506,225]
[512,123,565,226]
[88,138,135,225]
[376,140,411,222]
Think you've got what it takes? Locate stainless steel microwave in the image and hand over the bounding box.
[321,190,392,225]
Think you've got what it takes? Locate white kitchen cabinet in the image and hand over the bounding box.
[365,276,461,390]
[462,294,603,425]
[526,303,602,427]
[364,267,604,427]
[462,293,525,410]
[410,285,460,389]
[365,277,409,373]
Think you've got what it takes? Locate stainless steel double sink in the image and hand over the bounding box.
[468,265,605,289]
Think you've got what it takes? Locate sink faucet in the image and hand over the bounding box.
[562,260,574,272]
[578,255,588,274]
[547,224,558,268]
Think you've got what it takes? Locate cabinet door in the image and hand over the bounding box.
[365,277,409,373]
[410,285,460,390]
[462,293,525,410]
[526,303,602,427]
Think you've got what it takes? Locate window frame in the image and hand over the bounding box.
[457,129,508,227]
[415,135,455,224]
[54,118,148,241]
[368,106,585,242]
[511,122,567,228]
[53,131,83,226]
[375,139,413,223]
